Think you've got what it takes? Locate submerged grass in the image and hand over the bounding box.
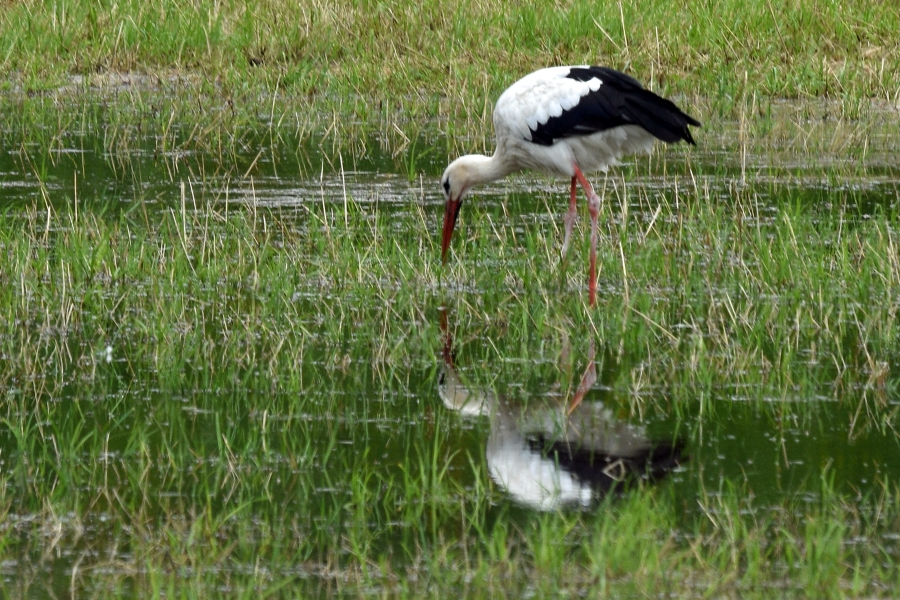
[3,172,897,402]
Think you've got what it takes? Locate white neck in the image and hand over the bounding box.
[462,153,518,185]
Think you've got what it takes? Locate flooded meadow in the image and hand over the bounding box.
[1,95,900,597]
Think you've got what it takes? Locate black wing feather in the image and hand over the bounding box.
[529,66,700,147]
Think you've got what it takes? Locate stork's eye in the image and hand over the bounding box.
[442,179,450,195]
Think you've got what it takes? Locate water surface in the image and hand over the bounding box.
[1,100,899,594]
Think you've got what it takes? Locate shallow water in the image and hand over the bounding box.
[1,101,900,594]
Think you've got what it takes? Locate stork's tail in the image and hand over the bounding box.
[624,90,701,145]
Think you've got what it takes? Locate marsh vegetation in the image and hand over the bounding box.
[1,0,899,597]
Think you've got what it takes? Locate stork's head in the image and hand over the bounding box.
[440,160,468,264]
[440,156,483,264]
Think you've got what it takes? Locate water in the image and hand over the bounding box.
[1,99,900,594]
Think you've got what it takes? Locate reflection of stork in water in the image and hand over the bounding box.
[438,313,683,511]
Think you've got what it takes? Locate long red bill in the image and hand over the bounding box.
[441,198,462,264]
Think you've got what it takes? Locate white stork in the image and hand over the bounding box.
[440,66,700,305]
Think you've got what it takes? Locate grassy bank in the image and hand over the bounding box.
[1,0,897,181]
[0,0,896,185]
[2,0,899,119]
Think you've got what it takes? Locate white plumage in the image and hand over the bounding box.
[440,65,699,305]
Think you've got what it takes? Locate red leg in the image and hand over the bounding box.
[561,176,577,258]
[573,166,601,307]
